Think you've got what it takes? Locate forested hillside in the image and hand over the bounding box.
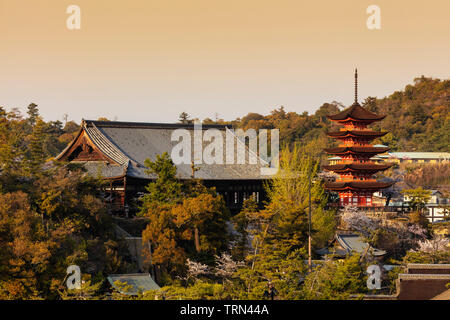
[224,76,449,152]
[0,76,448,162]
[0,77,448,300]
[367,76,449,151]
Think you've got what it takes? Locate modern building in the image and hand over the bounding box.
[323,70,394,206]
[365,264,450,300]
[329,151,450,165]
[386,152,450,164]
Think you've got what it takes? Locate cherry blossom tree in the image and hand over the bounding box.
[339,205,381,237]
[214,253,244,281]
[415,236,449,254]
[179,259,210,284]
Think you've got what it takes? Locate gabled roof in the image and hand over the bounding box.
[107,273,160,295]
[336,233,386,256]
[56,120,271,180]
[316,233,386,257]
[327,103,386,122]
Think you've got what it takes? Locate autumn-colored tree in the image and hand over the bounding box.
[0,108,26,181]
[140,153,230,278]
[173,192,229,255]
[0,111,130,299]
[0,165,129,299]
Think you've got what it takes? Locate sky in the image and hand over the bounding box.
[0,0,449,123]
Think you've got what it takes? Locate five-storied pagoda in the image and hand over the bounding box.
[323,70,394,206]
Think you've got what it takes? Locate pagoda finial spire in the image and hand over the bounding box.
[354,68,358,104]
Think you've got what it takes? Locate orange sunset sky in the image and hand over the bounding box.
[0,0,449,123]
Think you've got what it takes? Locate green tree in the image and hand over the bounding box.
[140,152,183,208]
[26,118,47,176]
[229,146,334,299]
[300,254,367,300]
[0,108,26,180]
[402,187,431,212]
[26,103,39,127]
[263,145,333,250]
[178,112,191,124]
[0,165,129,299]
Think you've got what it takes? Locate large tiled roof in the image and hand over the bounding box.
[81,161,127,179]
[59,120,272,180]
[85,123,130,165]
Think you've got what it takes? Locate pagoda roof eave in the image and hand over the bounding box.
[325,181,394,191]
[324,146,390,156]
[327,103,386,122]
[322,163,393,173]
[327,115,386,123]
[327,130,388,138]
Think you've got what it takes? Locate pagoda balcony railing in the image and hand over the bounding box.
[327,203,408,211]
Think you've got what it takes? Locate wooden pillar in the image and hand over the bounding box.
[109,180,113,214]
[123,176,127,211]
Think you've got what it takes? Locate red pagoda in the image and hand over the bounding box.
[323,70,394,206]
